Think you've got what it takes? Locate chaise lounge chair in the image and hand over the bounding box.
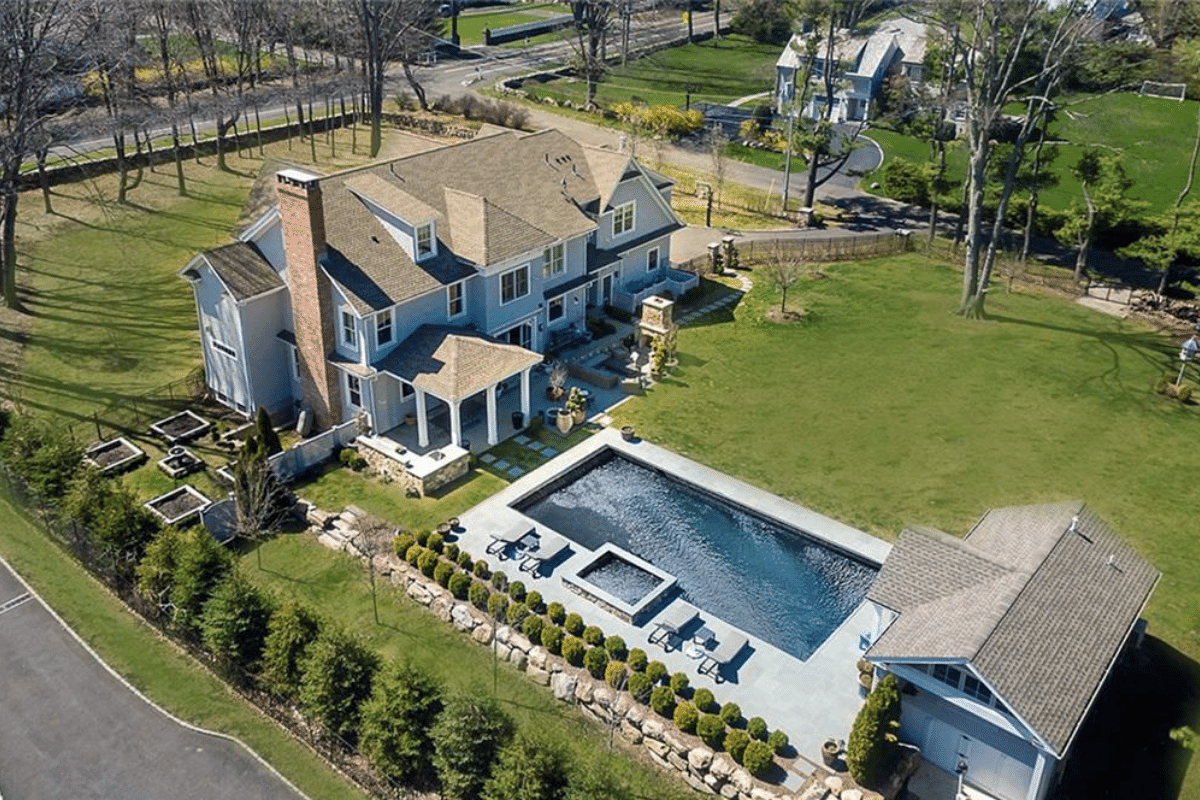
[648,603,698,651]
[486,523,534,557]
[518,538,570,575]
[698,632,748,678]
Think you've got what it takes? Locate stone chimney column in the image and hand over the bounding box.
[277,169,343,430]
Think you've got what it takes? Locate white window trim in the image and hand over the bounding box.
[340,308,357,348]
[376,308,393,346]
[448,280,466,318]
[647,246,659,272]
[346,373,362,409]
[416,222,435,260]
[499,264,530,306]
[212,340,237,359]
[542,242,565,277]
[548,296,564,321]
[612,201,635,237]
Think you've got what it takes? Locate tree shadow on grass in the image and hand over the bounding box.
[1056,637,1199,800]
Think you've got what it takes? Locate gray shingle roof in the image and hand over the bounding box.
[375,325,543,402]
[201,242,282,301]
[312,129,650,313]
[867,502,1158,755]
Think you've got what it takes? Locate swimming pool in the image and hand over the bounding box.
[516,450,877,661]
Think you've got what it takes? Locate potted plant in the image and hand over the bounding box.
[404,411,417,426]
[821,738,842,767]
[566,387,587,424]
[545,362,568,401]
[620,425,635,442]
[556,403,574,434]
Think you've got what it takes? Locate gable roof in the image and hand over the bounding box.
[198,242,282,302]
[375,325,543,402]
[867,502,1158,756]
[310,129,645,313]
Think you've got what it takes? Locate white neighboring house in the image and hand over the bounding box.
[775,17,926,121]
[862,501,1158,800]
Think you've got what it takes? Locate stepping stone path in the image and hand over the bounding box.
[507,466,524,478]
[541,447,558,457]
[493,460,510,470]
[514,435,531,444]
[479,453,497,464]
[678,271,754,326]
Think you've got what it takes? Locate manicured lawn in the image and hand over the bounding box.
[525,34,779,108]
[453,3,563,45]
[0,492,368,800]
[864,92,1200,214]
[243,534,693,800]
[613,252,1200,796]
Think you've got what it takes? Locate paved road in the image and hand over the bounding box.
[0,559,305,800]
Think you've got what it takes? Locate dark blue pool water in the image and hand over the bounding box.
[517,453,876,660]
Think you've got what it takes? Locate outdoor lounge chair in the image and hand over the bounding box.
[486,523,534,557]
[648,603,698,650]
[518,538,569,575]
[698,632,748,677]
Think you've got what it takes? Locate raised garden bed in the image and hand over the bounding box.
[83,437,146,474]
[156,446,205,479]
[149,409,211,444]
[144,485,211,526]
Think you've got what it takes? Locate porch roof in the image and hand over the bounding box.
[375,325,542,403]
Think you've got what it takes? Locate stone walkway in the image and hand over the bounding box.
[677,271,755,326]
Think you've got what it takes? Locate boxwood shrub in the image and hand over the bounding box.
[522,614,544,641]
[627,672,653,704]
[418,549,439,578]
[540,624,564,655]
[448,572,470,599]
[468,580,490,609]
[583,646,609,679]
[434,561,455,587]
[426,532,444,553]
[582,625,605,647]
[673,700,699,734]
[742,740,774,776]
[473,559,491,579]
[525,590,543,613]
[562,636,586,667]
[508,580,526,602]
[748,716,768,741]
[456,550,473,569]
[546,602,566,625]
[444,543,459,561]
[725,729,750,764]
[669,672,690,696]
[627,648,648,672]
[604,635,627,661]
[693,687,716,713]
[506,602,529,628]
[604,660,628,689]
[650,685,676,718]
[405,543,423,566]
[646,660,667,685]
[487,593,508,620]
[697,713,726,749]
[768,729,789,755]
[564,613,584,636]
[490,570,508,591]
[415,529,430,546]
[720,701,743,728]
[393,533,416,557]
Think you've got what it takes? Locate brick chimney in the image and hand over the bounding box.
[277,169,343,430]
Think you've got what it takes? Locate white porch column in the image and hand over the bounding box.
[486,384,499,446]
[520,368,531,419]
[449,400,463,448]
[415,388,429,449]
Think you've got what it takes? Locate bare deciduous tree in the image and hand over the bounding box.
[570,0,614,110]
[760,242,805,313]
[233,439,292,569]
[352,514,394,624]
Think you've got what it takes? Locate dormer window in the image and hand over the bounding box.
[376,308,393,346]
[416,222,434,259]
[613,202,635,236]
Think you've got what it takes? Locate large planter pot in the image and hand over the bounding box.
[821,739,841,768]
[546,387,564,401]
[620,425,635,442]
[571,407,586,424]
[556,409,574,434]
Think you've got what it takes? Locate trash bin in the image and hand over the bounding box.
[512,411,524,430]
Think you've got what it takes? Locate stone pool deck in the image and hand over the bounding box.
[455,427,891,786]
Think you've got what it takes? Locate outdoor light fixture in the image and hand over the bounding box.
[1178,335,1198,385]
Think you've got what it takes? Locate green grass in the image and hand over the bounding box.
[453,4,563,45]
[525,34,779,109]
[0,492,368,800]
[865,92,1200,214]
[243,534,693,800]
[613,253,1200,796]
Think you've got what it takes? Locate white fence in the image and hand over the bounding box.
[269,420,359,480]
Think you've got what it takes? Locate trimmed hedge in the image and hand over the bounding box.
[473,559,491,579]
[627,648,648,672]
[521,615,544,641]
[540,624,564,655]
[525,590,543,613]
[725,729,750,764]
[650,685,676,718]
[847,673,903,787]
[487,593,508,620]
[547,602,566,625]
[604,635,627,661]
[693,687,716,713]
[426,532,444,553]
[604,660,628,689]
[646,661,667,685]
[405,544,423,566]
[564,613,584,636]
[434,561,455,587]
[562,636,586,667]
[448,572,470,600]
[393,533,416,557]
[490,570,508,591]
[418,549,439,578]
[508,580,526,602]
[582,625,605,647]
[669,672,689,696]
[468,580,490,609]
[697,713,726,749]
[583,646,609,679]
[673,701,699,734]
[505,602,529,628]
[627,672,653,704]
[720,702,743,728]
[768,729,789,755]
[742,740,774,776]
[748,716,768,741]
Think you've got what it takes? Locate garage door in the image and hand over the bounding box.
[923,717,1035,800]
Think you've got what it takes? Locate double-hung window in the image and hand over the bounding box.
[376,309,393,346]
[500,265,529,304]
[341,309,357,348]
[416,223,433,259]
[548,296,564,321]
[448,281,465,317]
[346,374,362,408]
[543,243,564,277]
[613,201,635,236]
[647,247,659,272]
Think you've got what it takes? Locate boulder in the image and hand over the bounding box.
[451,604,476,631]
[704,773,725,791]
[641,718,665,741]
[685,772,716,795]
[551,672,578,702]
[431,596,453,621]
[527,665,551,685]
[663,729,690,755]
[612,693,633,718]
[407,581,433,605]
[509,633,532,653]
[644,739,670,759]
[667,751,689,772]
[795,781,829,800]
[709,754,735,779]
[719,783,739,799]
[495,625,512,645]
[592,686,613,709]
[508,648,528,671]
[752,788,777,800]
[472,623,493,644]
[494,643,512,662]
[730,768,753,794]
[527,646,548,670]
[688,746,714,772]
[620,719,643,744]
[625,703,646,728]
[824,776,844,796]
[575,680,595,704]
[841,790,863,800]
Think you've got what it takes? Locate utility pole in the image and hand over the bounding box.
[621,1,631,65]
[782,111,795,212]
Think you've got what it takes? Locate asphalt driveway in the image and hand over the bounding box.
[0,560,305,800]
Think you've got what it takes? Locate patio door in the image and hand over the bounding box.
[504,321,532,350]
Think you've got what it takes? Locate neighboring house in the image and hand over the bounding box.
[775,17,926,121]
[180,128,685,442]
[862,501,1158,800]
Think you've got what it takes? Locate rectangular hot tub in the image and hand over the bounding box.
[562,543,676,625]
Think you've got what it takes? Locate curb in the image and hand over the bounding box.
[0,550,314,800]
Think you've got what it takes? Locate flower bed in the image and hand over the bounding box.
[83,437,146,474]
[149,409,211,444]
[144,485,211,526]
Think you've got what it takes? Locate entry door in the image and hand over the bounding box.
[602,274,613,304]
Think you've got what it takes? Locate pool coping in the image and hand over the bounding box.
[563,542,678,625]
